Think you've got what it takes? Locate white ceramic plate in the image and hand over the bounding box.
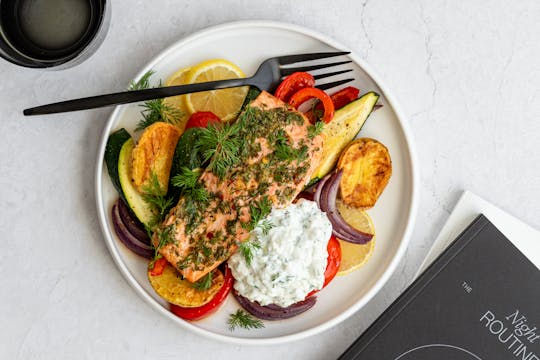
[95,21,418,344]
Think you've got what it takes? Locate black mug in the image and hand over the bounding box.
[0,0,110,69]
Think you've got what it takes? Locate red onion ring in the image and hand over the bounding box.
[315,170,374,244]
[313,171,331,205]
[111,201,153,259]
[233,290,317,320]
[117,198,151,245]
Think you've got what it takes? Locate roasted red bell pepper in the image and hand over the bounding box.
[274,72,315,102]
[149,257,168,277]
[327,86,360,110]
[307,235,341,298]
[289,87,335,123]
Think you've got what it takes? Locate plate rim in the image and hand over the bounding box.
[95,20,419,345]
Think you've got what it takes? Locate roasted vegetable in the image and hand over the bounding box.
[233,290,317,320]
[148,262,225,308]
[104,128,132,204]
[167,127,206,202]
[111,200,153,259]
[118,138,155,226]
[310,92,379,183]
[337,138,392,209]
[131,122,182,194]
[170,265,233,320]
[314,170,374,244]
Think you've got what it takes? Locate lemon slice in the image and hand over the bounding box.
[163,66,191,130]
[184,59,248,121]
[335,199,376,276]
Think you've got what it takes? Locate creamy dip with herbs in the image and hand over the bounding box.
[228,200,331,307]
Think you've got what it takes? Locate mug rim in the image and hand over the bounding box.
[0,0,109,69]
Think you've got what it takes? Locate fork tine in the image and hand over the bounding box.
[316,78,355,91]
[277,51,350,65]
[281,60,352,76]
[312,69,353,80]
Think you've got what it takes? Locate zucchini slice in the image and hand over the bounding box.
[104,128,131,203]
[118,138,155,227]
[310,91,379,183]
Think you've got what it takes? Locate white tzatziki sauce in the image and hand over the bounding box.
[228,200,332,307]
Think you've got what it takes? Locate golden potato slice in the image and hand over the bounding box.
[337,138,392,209]
[131,122,182,194]
[148,263,224,307]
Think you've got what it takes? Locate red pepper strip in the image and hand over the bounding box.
[170,265,233,321]
[185,111,221,130]
[274,72,315,102]
[327,86,360,110]
[306,235,342,298]
[149,257,169,277]
[289,87,335,123]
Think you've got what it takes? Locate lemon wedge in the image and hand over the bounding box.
[184,59,248,121]
[335,199,376,276]
[163,66,191,130]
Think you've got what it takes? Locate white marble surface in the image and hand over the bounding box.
[2,1,540,359]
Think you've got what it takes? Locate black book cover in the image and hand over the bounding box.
[339,214,540,360]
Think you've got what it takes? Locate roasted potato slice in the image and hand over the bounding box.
[337,138,391,209]
[148,263,224,307]
[131,122,182,194]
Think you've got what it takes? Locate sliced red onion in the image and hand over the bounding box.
[233,290,316,320]
[117,198,151,245]
[294,190,314,202]
[313,171,332,205]
[111,202,153,259]
[316,170,374,244]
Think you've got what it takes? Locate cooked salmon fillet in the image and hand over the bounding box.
[154,91,324,282]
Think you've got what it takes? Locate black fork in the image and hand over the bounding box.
[23,51,354,116]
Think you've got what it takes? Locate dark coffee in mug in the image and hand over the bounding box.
[0,0,109,68]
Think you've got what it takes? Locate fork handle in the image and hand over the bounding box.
[23,77,255,116]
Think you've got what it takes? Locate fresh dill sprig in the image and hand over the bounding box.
[129,70,183,131]
[228,309,264,331]
[141,172,174,228]
[308,121,324,139]
[273,129,295,161]
[248,196,272,231]
[171,167,209,203]
[258,219,274,236]
[128,70,154,90]
[196,122,242,178]
[192,271,213,291]
[238,239,261,265]
[171,167,202,190]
